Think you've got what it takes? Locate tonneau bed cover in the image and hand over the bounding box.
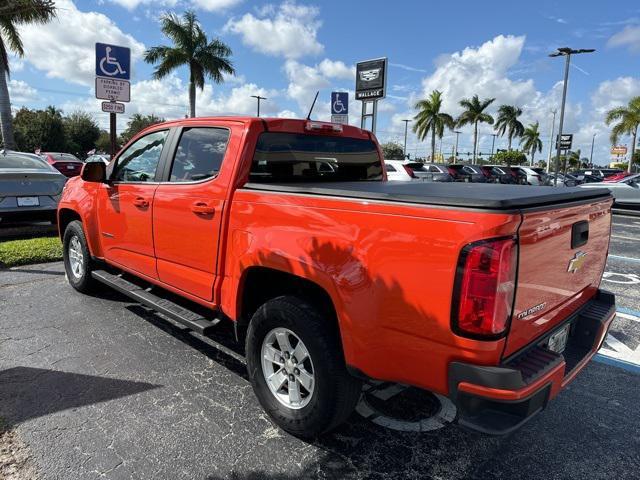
[245,181,611,210]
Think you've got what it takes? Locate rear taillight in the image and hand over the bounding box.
[452,237,517,339]
[402,165,417,178]
[447,167,457,176]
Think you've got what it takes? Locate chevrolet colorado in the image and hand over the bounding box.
[58,117,615,438]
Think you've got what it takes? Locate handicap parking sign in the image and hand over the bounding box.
[331,92,349,115]
[95,43,130,80]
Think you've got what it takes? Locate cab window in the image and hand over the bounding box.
[113,130,168,182]
[169,127,230,182]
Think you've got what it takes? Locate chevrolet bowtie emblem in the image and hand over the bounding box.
[567,251,587,273]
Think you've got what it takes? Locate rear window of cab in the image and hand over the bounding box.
[250,132,382,182]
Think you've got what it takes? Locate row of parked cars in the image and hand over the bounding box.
[385,160,555,185]
[384,160,639,206]
[386,160,624,186]
[0,150,110,224]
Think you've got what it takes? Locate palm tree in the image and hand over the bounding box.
[144,10,235,118]
[456,95,495,162]
[606,96,640,173]
[0,0,56,149]
[495,105,525,150]
[413,90,454,161]
[520,122,543,165]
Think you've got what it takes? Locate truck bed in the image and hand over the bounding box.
[245,181,611,210]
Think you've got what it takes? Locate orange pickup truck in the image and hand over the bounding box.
[58,117,615,438]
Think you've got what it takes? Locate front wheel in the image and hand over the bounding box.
[63,220,96,293]
[246,296,362,439]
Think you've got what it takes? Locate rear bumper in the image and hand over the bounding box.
[448,290,615,435]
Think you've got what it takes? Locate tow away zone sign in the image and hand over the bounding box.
[101,101,125,113]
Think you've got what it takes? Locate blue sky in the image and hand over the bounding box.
[8,0,640,163]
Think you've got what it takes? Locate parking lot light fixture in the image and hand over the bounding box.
[402,119,411,159]
[549,47,595,185]
[490,133,498,157]
[454,130,462,161]
[546,109,557,173]
[251,95,267,117]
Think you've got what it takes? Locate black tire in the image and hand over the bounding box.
[63,220,96,293]
[246,295,362,439]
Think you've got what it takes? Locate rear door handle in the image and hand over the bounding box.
[191,201,215,215]
[133,197,149,208]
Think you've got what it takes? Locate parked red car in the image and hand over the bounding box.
[41,152,83,177]
[603,172,633,182]
[58,117,615,438]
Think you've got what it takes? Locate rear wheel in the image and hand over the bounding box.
[63,220,96,293]
[246,296,362,439]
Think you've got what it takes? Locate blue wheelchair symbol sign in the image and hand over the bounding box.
[331,92,348,115]
[96,43,130,80]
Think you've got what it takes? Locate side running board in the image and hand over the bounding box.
[91,270,221,335]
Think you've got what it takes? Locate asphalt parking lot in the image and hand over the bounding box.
[1,214,639,480]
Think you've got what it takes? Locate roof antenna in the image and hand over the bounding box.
[306,91,319,120]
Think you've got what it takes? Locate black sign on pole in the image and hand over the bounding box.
[556,133,573,150]
[355,58,387,100]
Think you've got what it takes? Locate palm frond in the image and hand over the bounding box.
[0,19,23,56]
[160,12,195,52]
[0,0,56,24]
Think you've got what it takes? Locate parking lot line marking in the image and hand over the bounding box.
[610,235,638,241]
[617,307,640,321]
[594,354,640,375]
[608,254,640,263]
[612,223,640,229]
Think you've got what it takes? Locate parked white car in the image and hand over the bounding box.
[384,160,418,181]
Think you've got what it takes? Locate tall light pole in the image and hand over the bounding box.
[546,109,557,173]
[401,119,410,159]
[589,133,596,168]
[549,47,595,185]
[490,133,498,157]
[251,95,267,117]
[454,130,462,161]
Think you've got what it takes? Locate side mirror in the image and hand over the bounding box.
[81,161,107,183]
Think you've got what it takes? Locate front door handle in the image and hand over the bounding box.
[191,201,215,215]
[133,197,149,208]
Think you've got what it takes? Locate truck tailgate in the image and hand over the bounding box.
[505,197,613,357]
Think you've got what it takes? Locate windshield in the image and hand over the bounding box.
[0,153,49,170]
[49,153,81,162]
[250,132,382,182]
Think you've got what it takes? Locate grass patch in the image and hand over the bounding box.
[0,236,63,268]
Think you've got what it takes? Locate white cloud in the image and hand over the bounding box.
[608,25,640,53]
[107,0,243,10]
[17,0,145,86]
[224,1,323,59]
[317,59,354,80]
[420,35,537,117]
[8,80,38,104]
[106,0,177,9]
[396,34,601,159]
[191,0,244,11]
[570,76,640,162]
[284,59,331,112]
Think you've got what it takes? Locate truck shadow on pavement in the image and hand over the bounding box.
[0,366,161,426]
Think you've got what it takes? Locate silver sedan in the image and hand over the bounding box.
[0,151,68,224]
[579,173,640,206]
